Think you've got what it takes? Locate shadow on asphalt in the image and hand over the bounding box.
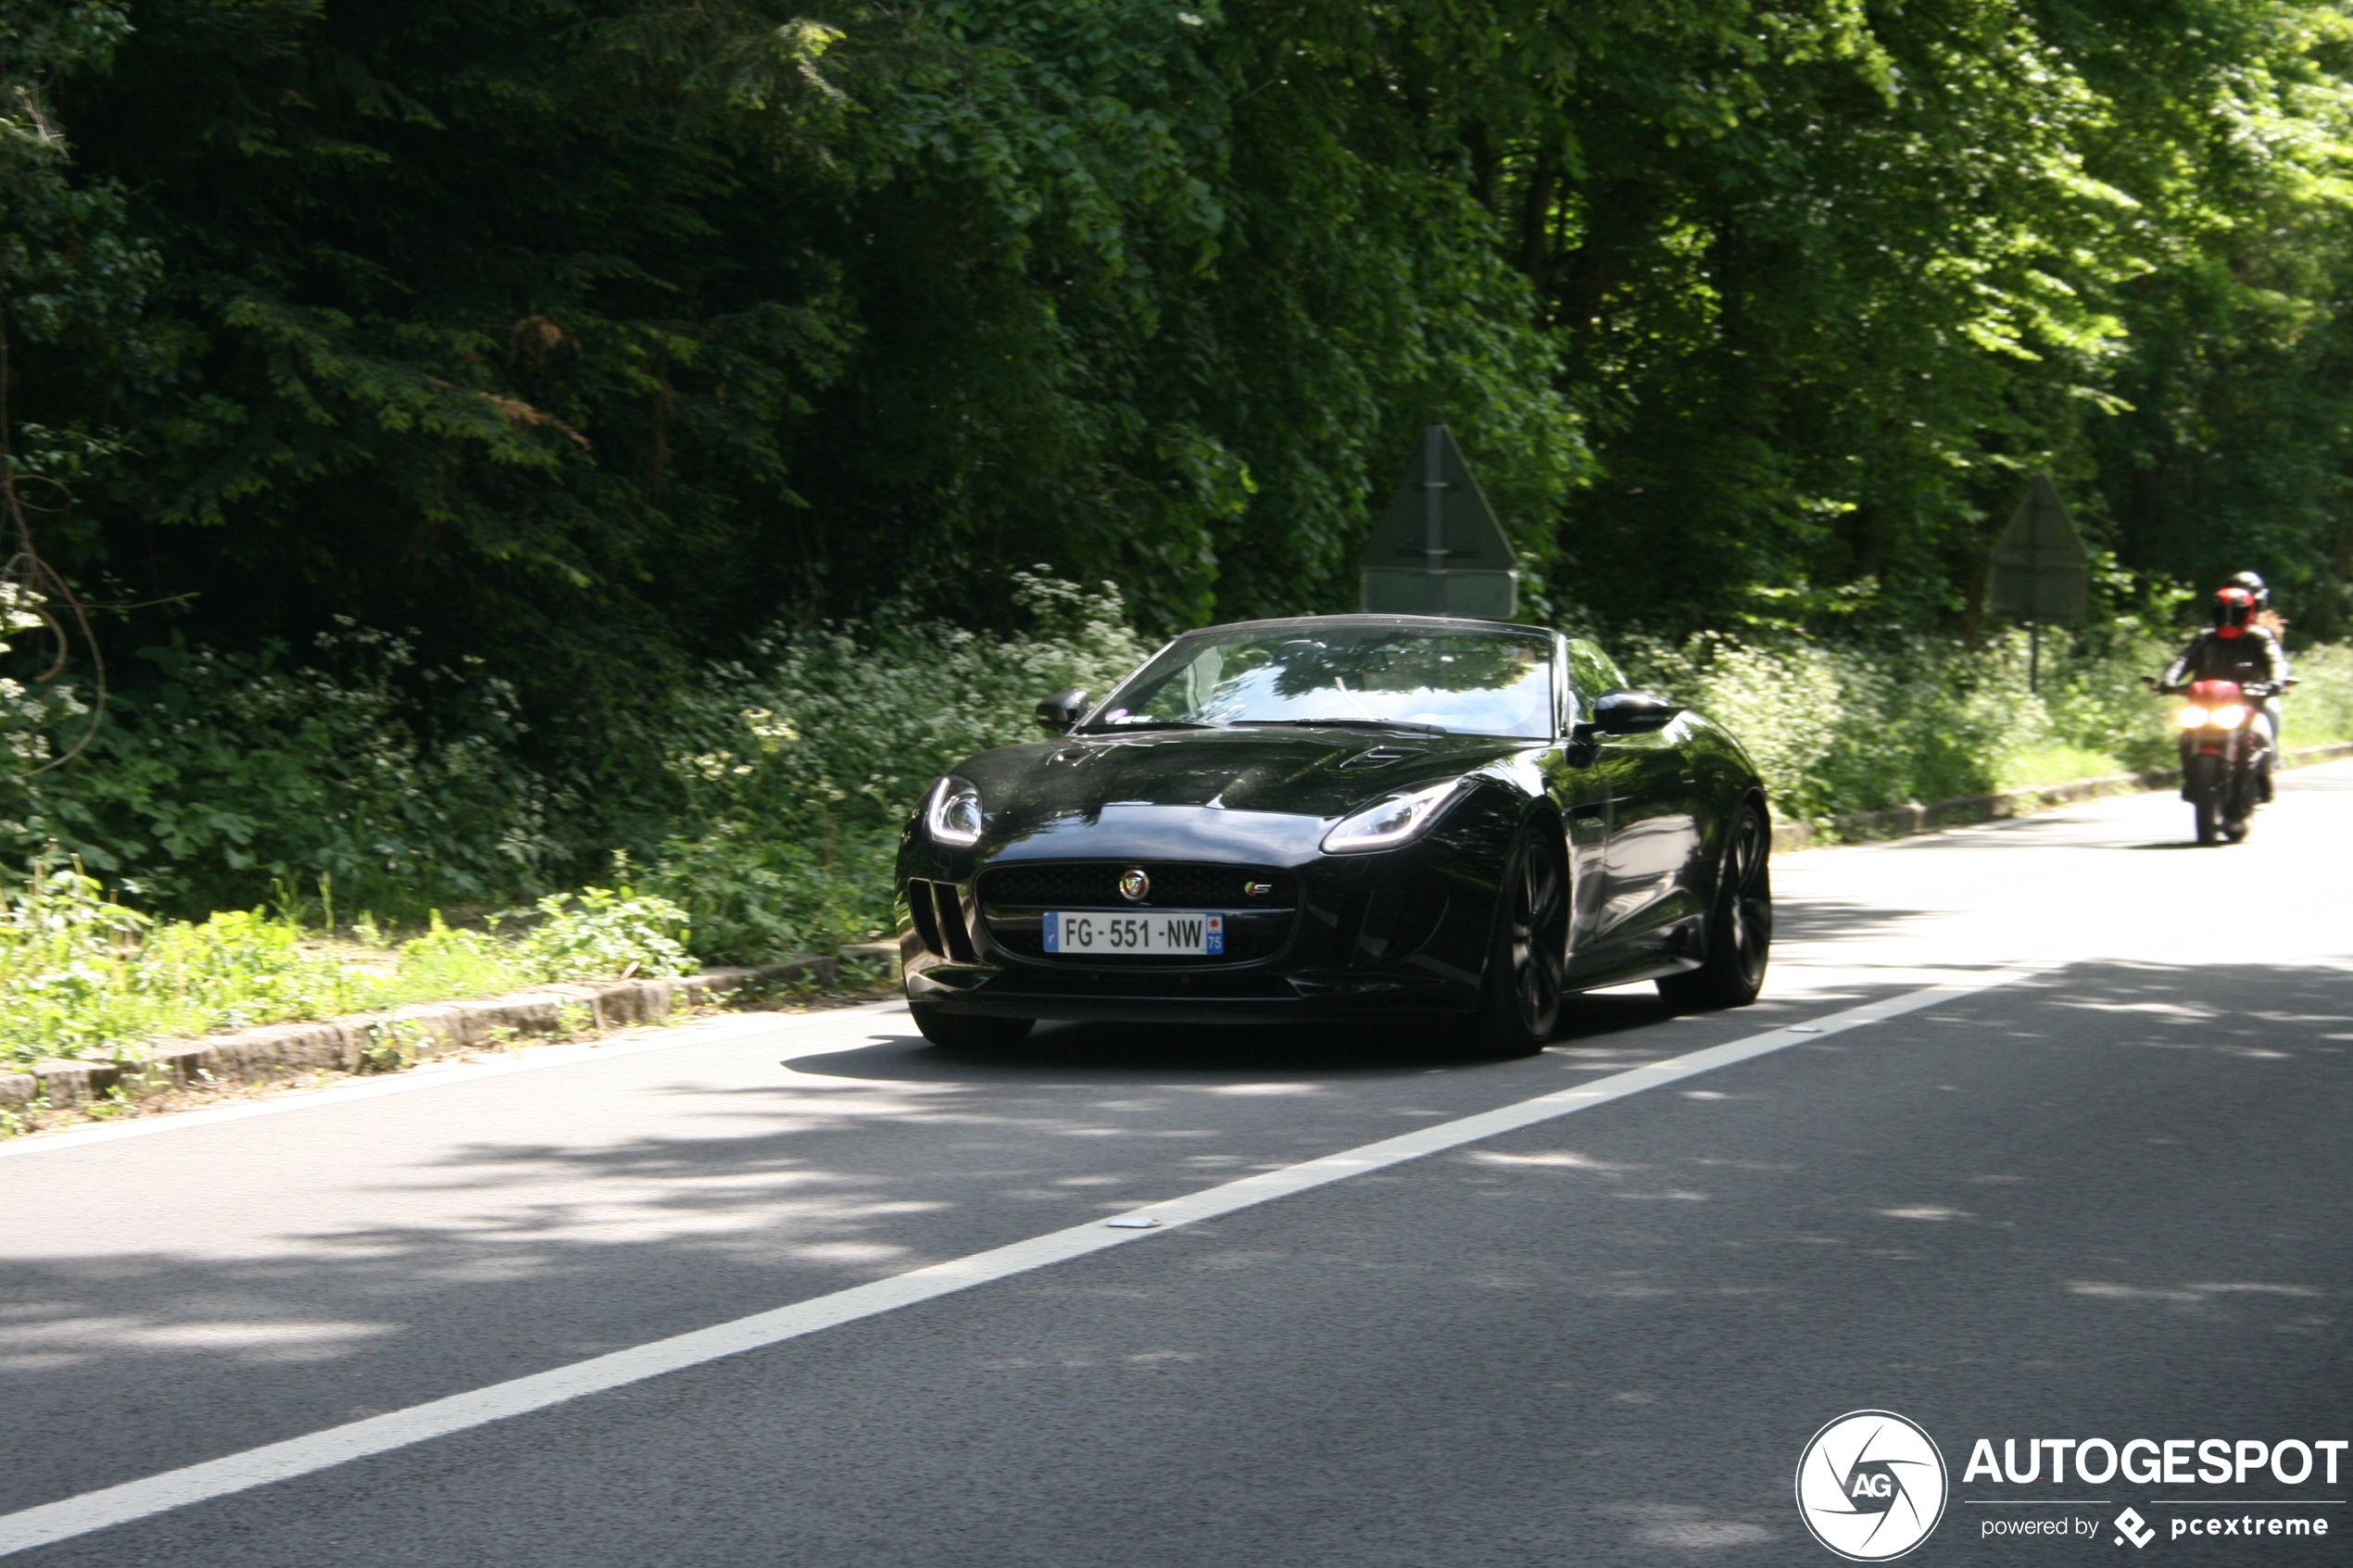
[6,957,2349,1534]
[783,895,1945,1087]
[1770,896,1935,946]
[792,987,1696,1083]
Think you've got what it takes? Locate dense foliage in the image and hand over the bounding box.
[6,0,2353,947]
[10,2,2352,659]
[0,571,1147,949]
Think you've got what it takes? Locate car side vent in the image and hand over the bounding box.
[908,880,946,957]
[1338,746,1426,770]
[932,882,979,963]
[1346,886,1449,966]
[1331,890,1372,964]
[1390,888,1449,957]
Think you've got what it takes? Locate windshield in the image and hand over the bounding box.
[1087,626,1555,738]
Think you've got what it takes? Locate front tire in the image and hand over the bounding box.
[1470,825,1569,1056]
[2224,753,2259,840]
[2187,753,2221,846]
[1656,799,1772,1012]
[910,1005,1034,1049]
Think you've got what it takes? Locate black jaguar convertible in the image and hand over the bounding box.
[896,614,1770,1053]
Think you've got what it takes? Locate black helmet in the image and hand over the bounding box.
[2227,571,2269,608]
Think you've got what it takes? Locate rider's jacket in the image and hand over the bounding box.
[2163,627,2289,691]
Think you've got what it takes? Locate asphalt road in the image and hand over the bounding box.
[3,766,2349,1566]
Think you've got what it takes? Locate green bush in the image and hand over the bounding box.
[2,627,558,917]
[1621,624,2353,825]
[0,858,362,1065]
[2,571,1145,965]
[514,884,693,982]
[2284,644,2353,747]
[0,854,702,1071]
[640,571,1148,961]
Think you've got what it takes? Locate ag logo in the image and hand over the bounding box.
[1118,868,1151,901]
[1795,1410,1949,1561]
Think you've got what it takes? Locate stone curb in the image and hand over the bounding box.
[0,956,843,1116]
[1770,740,2353,855]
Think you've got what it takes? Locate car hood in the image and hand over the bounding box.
[956,727,1528,846]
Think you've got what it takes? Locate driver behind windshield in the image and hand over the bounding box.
[1091,627,1554,739]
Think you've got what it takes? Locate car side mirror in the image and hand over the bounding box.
[1036,688,1090,734]
[1591,688,1681,734]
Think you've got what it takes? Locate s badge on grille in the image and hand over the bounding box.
[1118,868,1151,901]
[1243,881,1274,897]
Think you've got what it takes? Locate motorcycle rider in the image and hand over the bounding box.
[2160,583,2291,798]
[2227,571,2292,759]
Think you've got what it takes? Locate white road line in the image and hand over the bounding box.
[0,1001,911,1160]
[0,960,2058,1559]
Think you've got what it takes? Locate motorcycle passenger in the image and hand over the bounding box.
[2226,571,2290,761]
[2160,583,2291,797]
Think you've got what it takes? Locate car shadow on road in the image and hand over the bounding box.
[789,989,1696,1083]
[782,894,1944,1086]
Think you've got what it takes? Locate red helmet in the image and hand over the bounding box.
[2212,585,2255,639]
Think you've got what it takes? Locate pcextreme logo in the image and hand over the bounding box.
[1798,1417,2347,1557]
[1796,1411,1951,1562]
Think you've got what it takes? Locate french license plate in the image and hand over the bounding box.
[1043,910,1224,956]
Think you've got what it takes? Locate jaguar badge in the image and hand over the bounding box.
[1243,881,1274,897]
[1118,868,1151,901]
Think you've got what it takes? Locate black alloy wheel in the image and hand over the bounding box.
[1656,799,1772,1012]
[909,1005,1035,1049]
[1472,825,1569,1055]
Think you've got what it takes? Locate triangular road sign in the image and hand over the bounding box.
[1989,474,2087,623]
[1360,424,1519,619]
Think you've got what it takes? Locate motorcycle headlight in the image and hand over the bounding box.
[2209,704,2248,729]
[1323,778,1476,854]
[2175,707,2209,728]
[925,775,985,846]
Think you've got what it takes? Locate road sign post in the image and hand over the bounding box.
[1988,474,2088,692]
[1360,424,1518,619]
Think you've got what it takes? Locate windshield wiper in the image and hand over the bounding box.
[1078,720,1223,734]
[1231,718,1447,735]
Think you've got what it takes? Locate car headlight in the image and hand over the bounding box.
[1322,778,1475,853]
[2208,704,2247,729]
[2175,707,2208,728]
[925,775,985,846]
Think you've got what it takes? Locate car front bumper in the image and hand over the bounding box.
[902,955,1476,1026]
[894,806,1515,1026]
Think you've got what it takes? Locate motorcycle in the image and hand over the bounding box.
[2166,677,2275,846]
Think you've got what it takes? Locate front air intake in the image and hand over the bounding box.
[930,881,978,963]
[908,880,946,957]
[907,880,978,961]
